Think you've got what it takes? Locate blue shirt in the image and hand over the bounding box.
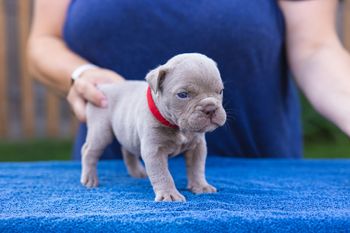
[64,0,302,159]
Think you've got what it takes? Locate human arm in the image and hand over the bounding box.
[279,0,350,136]
[28,0,124,121]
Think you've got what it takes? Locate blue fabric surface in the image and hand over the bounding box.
[1,157,350,232]
[64,0,302,159]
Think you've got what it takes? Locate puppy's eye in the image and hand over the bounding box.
[176,92,189,99]
[219,89,224,95]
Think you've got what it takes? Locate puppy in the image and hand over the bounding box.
[81,53,226,201]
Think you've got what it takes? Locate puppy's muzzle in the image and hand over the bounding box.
[197,97,226,125]
[202,104,218,118]
[198,97,220,117]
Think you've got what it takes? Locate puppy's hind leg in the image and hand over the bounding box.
[81,143,107,188]
[122,148,147,178]
[81,108,113,188]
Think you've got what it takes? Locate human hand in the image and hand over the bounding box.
[67,67,125,122]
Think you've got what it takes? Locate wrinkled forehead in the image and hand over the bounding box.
[165,59,223,91]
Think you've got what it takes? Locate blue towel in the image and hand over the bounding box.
[1,157,350,232]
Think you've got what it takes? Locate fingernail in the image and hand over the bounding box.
[101,99,108,107]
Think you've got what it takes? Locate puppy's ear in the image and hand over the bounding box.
[145,65,168,94]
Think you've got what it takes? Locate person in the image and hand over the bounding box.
[28,0,350,159]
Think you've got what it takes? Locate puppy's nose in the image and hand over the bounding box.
[202,105,218,117]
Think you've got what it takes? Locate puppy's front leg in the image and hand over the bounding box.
[142,149,185,202]
[185,138,217,194]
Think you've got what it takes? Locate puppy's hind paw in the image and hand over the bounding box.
[81,170,99,188]
[188,183,217,194]
[155,189,186,202]
[129,166,148,179]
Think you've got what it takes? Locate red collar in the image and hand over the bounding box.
[147,86,178,129]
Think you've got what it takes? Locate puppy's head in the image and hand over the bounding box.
[146,53,226,133]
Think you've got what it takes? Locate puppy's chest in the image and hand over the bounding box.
[168,133,199,157]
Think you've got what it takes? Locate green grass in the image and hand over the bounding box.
[305,141,350,158]
[0,139,72,162]
[0,137,349,162]
[304,139,350,158]
[301,95,350,158]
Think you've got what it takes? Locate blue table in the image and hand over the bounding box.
[1,157,350,232]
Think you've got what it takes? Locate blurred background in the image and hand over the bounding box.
[0,0,349,161]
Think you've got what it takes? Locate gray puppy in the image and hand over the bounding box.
[81,53,226,201]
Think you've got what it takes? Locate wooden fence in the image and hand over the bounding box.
[0,0,76,139]
[0,0,349,140]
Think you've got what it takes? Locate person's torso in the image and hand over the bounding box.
[65,0,302,158]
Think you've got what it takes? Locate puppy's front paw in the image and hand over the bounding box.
[155,189,186,202]
[188,183,217,194]
[81,169,99,188]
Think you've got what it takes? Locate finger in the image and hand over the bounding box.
[74,79,107,107]
[71,96,87,122]
[67,90,87,122]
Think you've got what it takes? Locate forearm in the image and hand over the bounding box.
[28,35,88,95]
[290,42,350,136]
[29,0,124,121]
